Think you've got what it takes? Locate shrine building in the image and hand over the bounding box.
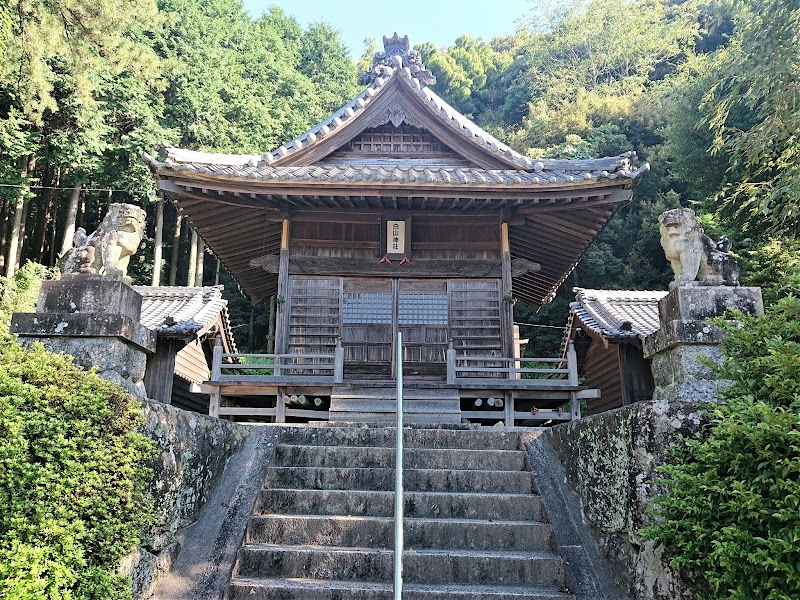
[144,34,648,425]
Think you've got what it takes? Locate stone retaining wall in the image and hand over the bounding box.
[544,399,701,600]
[120,399,249,599]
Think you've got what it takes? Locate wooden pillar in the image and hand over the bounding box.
[187,228,198,286]
[504,390,514,427]
[500,223,514,366]
[446,340,456,384]
[276,386,286,423]
[194,237,205,286]
[334,337,344,383]
[151,196,164,286]
[168,212,183,285]
[143,338,179,404]
[209,338,223,418]
[266,295,277,353]
[274,219,290,356]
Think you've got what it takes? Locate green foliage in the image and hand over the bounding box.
[740,238,800,306]
[0,340,156,599]
[703,0,800,235]
[643,296,800,599]
[0,262,57,337]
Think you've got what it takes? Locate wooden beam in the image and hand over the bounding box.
[284,256,503,278]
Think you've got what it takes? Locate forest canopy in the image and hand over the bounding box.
[0,0,797,353]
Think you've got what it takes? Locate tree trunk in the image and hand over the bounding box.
[47,210,58,266]
[60,182,82,258]
[168,211,182,285]
[0,197,8,272]
[187,227,198,286]
[39,170,59,262]
[32,166,59,262]
[151,196,164,286]
[214,257,220,285]
[15,210,27,270]
[5,156,35,277]
[194,236,204,286]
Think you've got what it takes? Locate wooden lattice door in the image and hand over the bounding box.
[341,278,393,379]
[398,279,449,379]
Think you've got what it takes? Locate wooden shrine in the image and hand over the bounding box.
[144,34,649,425]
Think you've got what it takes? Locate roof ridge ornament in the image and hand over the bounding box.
[358,32,436,86]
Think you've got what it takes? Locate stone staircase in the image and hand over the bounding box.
[226,426,575,599]
[329,387,461,424]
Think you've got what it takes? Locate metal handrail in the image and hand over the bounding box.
[394,331,404,600]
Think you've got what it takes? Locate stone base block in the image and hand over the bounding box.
[37,275,144,322]
[644,285,763,357]
[11,312,156,352]
[650,344,726,405]
[16,335,148,398]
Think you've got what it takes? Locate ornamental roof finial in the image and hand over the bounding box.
[358,32,437,86]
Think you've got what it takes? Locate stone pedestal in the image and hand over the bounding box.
[643,285,763,405]
[10,276,155,398]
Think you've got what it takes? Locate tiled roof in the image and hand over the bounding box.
[134,285,237,351]
[149,35,649,177]
[142,159,649,189]
[569,288,667,342]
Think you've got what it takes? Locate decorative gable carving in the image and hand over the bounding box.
[358,33,436,86]
[330,124,460,159]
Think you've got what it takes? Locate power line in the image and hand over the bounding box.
[0,183,148,193]
[514,321,567,330]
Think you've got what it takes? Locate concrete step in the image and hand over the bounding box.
[330,411,463,424]
[329,399,460,413]
[264,466,534,494]
[277,426,523,451]
[271,444,527,471]
[255,489,547,521]
[331,387,461,401]
[329,389,462,424]
[228,578,575,600]
[234,545,566,587]
[246,514,555,551]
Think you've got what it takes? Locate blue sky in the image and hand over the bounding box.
[242,0,539,57]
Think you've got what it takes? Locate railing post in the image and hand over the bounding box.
[211,337,223,381]
[275,386,286,423]
[209,387,220,418]
[567,342,580,420]
[446,340,456,385]
[274,354,281,377]
[567,342,579,385]
[334,337,344,384]
[394,331,404,600]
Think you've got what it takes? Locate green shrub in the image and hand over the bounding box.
[0,340,155,599]
[643,296,800,599]
[0,261,57,338]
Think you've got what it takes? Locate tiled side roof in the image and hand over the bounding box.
[142,160,649,188]
[134,285,237,352]
[569,287,667,342]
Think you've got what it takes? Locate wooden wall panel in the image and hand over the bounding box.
[175,342,211,384]
[584,341,622,414]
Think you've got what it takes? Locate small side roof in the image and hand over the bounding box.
[134,285,237,353]
[563,287,667,353]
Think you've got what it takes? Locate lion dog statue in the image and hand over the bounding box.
[61,203,147,284]
[659,208,739,288]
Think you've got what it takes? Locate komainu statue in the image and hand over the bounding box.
[659,208,739,288]
[61,203,147,284]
